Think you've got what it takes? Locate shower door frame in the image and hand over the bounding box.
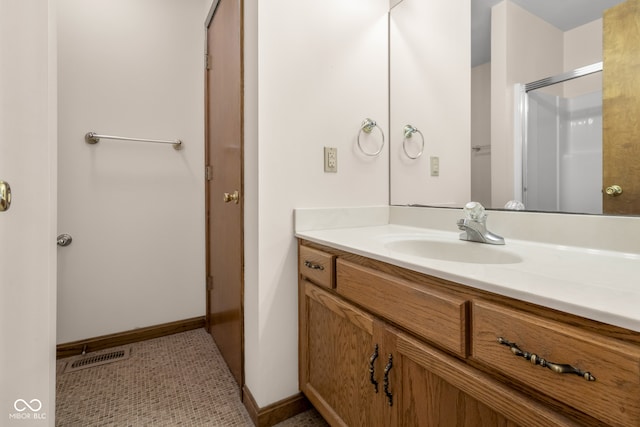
[517,62,603,211]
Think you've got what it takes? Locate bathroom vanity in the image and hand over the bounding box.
[296,208,640,427]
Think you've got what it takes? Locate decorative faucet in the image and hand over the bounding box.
[457,202,505,245]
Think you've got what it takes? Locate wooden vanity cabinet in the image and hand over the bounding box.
[298,241,636,427]
[299,279,380,426]
[300,278,521,427]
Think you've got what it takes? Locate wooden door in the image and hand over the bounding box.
[603,0,640,214]
[392,330,518,427]
[300,281,380,426]
[205,0,243,386]
[390,329,585,427]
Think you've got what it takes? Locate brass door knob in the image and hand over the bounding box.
[605,185,623,196]
[223,190,239,204]
[0,180,11,212]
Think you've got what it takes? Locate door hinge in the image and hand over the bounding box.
[205,53,212,70]
[206,275,213,290]
[205,165,213,181]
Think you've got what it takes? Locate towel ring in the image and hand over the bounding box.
[402,125,424,159]
[357,118,385,157]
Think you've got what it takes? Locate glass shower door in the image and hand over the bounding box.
[521,63,603,214]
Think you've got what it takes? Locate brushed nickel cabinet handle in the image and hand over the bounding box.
[369,344,379,393]
[383,354,393,406]
[497,337,596,381]
[303,260,324,271]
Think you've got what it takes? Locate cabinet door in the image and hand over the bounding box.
[390,329,577,427]
[300,280,380,426]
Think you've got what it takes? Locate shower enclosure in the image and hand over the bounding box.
[516,62,603,214]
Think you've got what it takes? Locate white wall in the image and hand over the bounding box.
[244,0,390,407]
[56,0,208,343]
[389,0,470,206]
[1,0,57,425]
[564,19,603,98]
[471,63,492,206]
[491,0,564,208]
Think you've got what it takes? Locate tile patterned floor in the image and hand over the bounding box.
[56,328,328,426]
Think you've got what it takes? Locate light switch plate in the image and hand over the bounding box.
[430,156,439,176]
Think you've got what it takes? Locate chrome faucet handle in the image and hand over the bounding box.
[463,201,487,222]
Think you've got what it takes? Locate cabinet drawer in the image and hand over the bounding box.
[472,300,640,427]
[336,259,468,357]
[299,245,335,289]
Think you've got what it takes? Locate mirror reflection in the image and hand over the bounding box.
[518,64,602,214]
[390,0,635,215]
[389,0,471,208]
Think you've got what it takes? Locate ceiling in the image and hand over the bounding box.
[471,0,625,67]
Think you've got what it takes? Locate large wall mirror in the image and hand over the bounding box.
[390,0,640,216]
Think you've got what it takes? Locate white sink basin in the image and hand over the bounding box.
[385,239,523,264]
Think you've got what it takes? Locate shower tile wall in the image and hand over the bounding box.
[561,91,602,214]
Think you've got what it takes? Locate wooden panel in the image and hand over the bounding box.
[301,281,377,427]
[56,317,205,359]
[396,332,580,427]
[472,300,640,427]
[402,357,517,427]
[336,259,468,357]
[299,245,335,289]
[206,0,244,386]
[241,386,312,427]
[603,0,640,214]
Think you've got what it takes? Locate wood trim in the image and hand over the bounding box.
[242,385,312,427]
[56,316,205,359]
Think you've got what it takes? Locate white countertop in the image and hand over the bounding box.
[296,222,640,333]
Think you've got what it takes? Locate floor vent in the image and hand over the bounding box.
[63,347,131,373]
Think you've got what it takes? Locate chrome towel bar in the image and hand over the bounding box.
[85,132,182,150]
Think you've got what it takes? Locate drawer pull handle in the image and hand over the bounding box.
[369,344,379,393]
[303,260,324,271]
[497,337,596,382]
[383,354,393,406]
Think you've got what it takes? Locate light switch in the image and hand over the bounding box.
[430,156,439,176]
